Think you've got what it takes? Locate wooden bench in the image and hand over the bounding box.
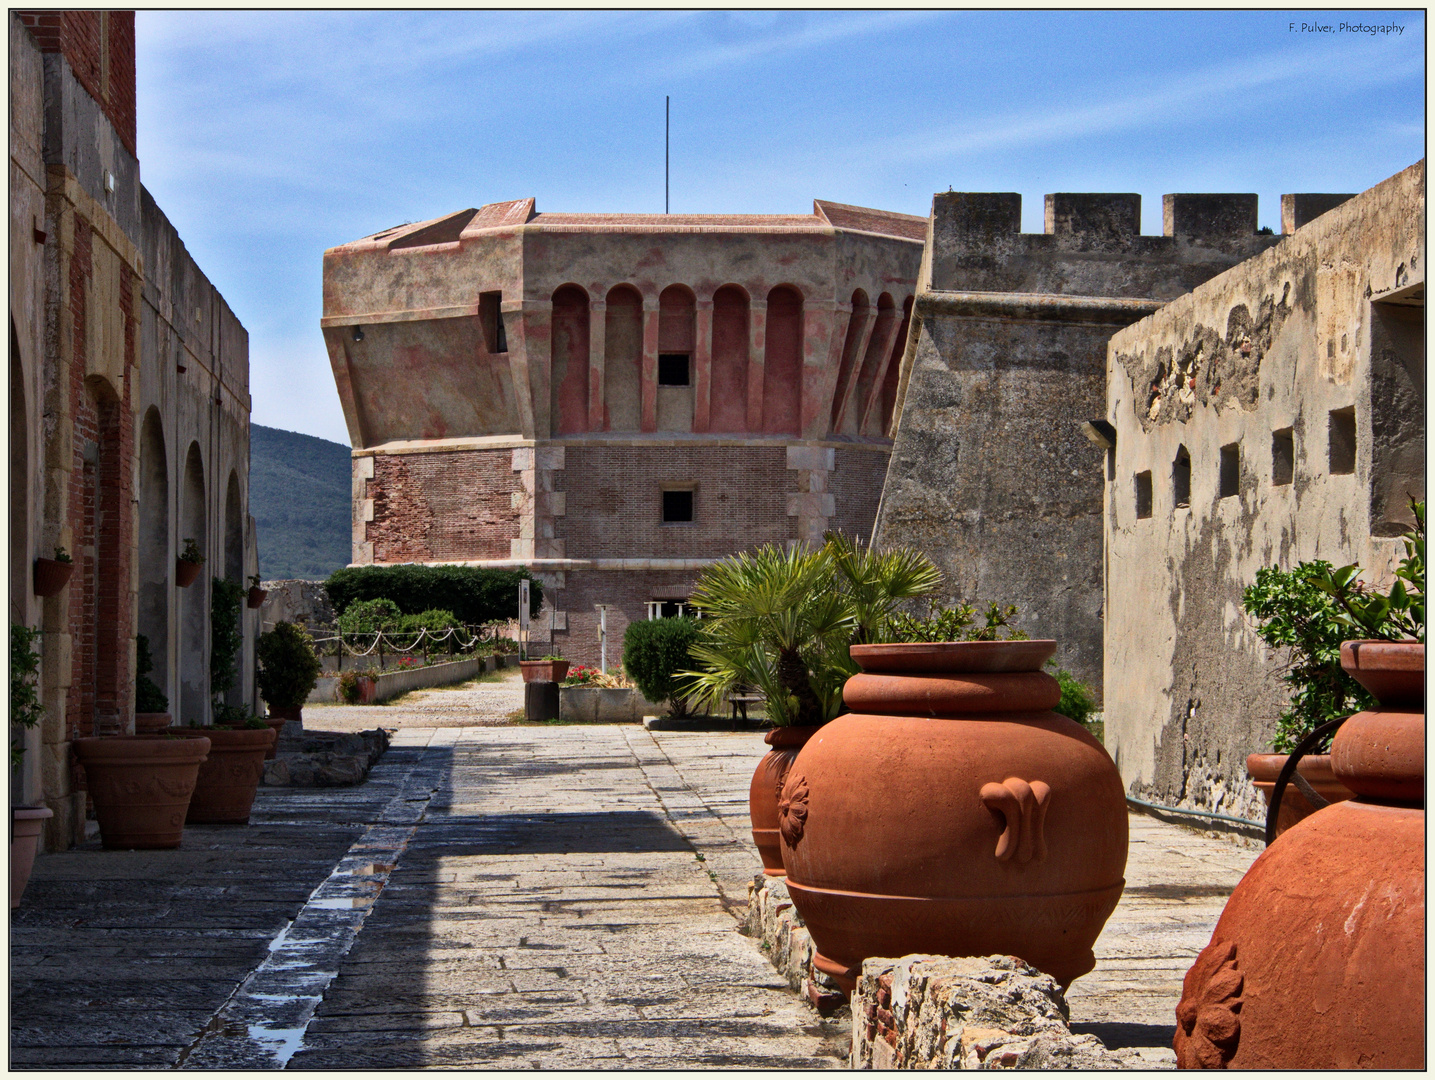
[728,688,766,724]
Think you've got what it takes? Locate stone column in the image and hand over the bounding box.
[746,298,767,432]
[857,307,906,436]
[802,301,849,439]
[640,299,659,432]
[692,297,714,432]
[587,298,607,431]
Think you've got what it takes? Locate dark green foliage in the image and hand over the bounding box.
[135,633,168,714]
[249,424,352,580]
[325,564,542,624]
[256,622,322,709]
[397,609,458,635]
[1047,664,1098,726]
[12,624,45,769]
[1307,499,1424,643]
[335,597,403,635]
[623,617,702,715]
[210,577,245,699]
[1243,561,1376,753]
[884,601,1030,643]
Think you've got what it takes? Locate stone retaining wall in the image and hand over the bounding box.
[558,686,660,723]
[307,653,518,703]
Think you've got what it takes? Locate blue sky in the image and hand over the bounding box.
[135,9,1425,446]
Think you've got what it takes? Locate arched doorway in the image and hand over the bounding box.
[137,408,170,708]
[178,443,208,725]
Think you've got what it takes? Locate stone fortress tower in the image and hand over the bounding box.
[322,199,924,661]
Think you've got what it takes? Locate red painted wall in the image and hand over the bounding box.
[762,286,803,435]
[550,285,589,435]
[709,286,749,433]
[603,286,642,431]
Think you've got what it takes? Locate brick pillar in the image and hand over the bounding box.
[746,298,767,431]
[692,298,714,433]
[640,300,659,433]
[587,298,606,431]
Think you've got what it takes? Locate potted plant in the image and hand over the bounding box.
[623,618,702,718]
[520,654,570,683]
[11,624,53,906]
[32,546,73,598]
[133,633,171,734]
[682,534,941,877]
[246,573,268,610]
[337,667,380,705]
[257,621,322,725]
[175,537,204,588]
[1240,502,1423,835]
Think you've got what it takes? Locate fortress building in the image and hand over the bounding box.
[322,199,925,660]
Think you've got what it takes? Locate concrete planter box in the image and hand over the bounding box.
[559,687,662,723]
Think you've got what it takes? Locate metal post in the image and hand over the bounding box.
[518,579,530,660]
[665,95,669,214]
[596,604,608,673]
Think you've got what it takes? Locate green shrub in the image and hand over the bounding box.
[884,600,1030,643]
[256,622,322,709]
[336,597,403,635]
[11,625,46,769]
[623,617,703,716]
[210,577,244,699]
[135,633,168,714]
[337,667,379,704]
[324,565,542,624]
[1047,664,1098,726]
[396,608,458,635]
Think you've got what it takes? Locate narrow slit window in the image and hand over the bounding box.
[1173,446,1191,510]
[658,353,690,386]
[1135,472,1153,519]
[1329,407,1356,475]
[1271,428,1294,486]
[1219,443,1240,499]
[661,489,694,523]
[480,291,507,353]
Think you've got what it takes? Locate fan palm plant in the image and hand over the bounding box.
[681,535,942,727]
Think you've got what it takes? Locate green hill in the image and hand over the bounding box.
[250,424,351,580]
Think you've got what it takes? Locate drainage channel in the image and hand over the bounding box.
[174,758,445,1069]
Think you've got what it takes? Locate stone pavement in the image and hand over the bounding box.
[11,702,1260,1069]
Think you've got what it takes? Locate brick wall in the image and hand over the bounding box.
[562,445,794,558]
[543,569,703,668]
[827,448,889,541]
[366,448,520,562]
[17,11,137,157]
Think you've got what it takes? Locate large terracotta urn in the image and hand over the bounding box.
[1245,752,1354,837]
[73,735,211,849]
[778,641,1128,995]
[749,726,820,875]
[1175,640,1423,1069]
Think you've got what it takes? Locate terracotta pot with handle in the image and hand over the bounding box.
[779,640,1128,995]
[1176,640,1423,1069]
[1245,752,1354,837]
[749,726,820,875]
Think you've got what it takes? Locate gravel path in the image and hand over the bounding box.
[302,668,528,731]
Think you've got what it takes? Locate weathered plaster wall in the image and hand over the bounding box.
[874,192,1284,692]
[1103,160,1424,818]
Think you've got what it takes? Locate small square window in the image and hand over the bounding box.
[1134,472,1152,519]
[1329,407,1356,475]
[1172,447,1191,509]
[1271,428,1294,486]
[1219,443,1240,499]
[658,354,690,386]
[662,489,694,523]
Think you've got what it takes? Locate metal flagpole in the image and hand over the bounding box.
[665,95,669,214]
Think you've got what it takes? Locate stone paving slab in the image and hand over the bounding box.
[12,696,1260,1070]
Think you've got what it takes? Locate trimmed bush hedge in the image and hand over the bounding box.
[325,565,543,625]
[257,622,322,709]
[623,617,702,715]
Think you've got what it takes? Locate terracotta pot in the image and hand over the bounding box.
[267,703,303,724]
[779,641,1127,995]
[1176,641,1423,1069]
[749,726,820,876]
[133,711,173,735]
[263,717,286,760]
[11,805,54,908]
[32,557,73,597]
[1245,753,1354,837]
[247,586,268,609]
[184,727,276,824]
[175,558,203,588]
[520,659,569,683]
[73,735,211,849]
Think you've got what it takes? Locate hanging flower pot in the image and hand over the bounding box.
[749,725,820,876]
[778,640,1128,995]
[175,559,202,588]
[1175,640,1423,1069]
[32,557,73,598]
[247,586,267,609]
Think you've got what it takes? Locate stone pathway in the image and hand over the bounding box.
[11,697,1261,1069]
[304,667,528,731]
